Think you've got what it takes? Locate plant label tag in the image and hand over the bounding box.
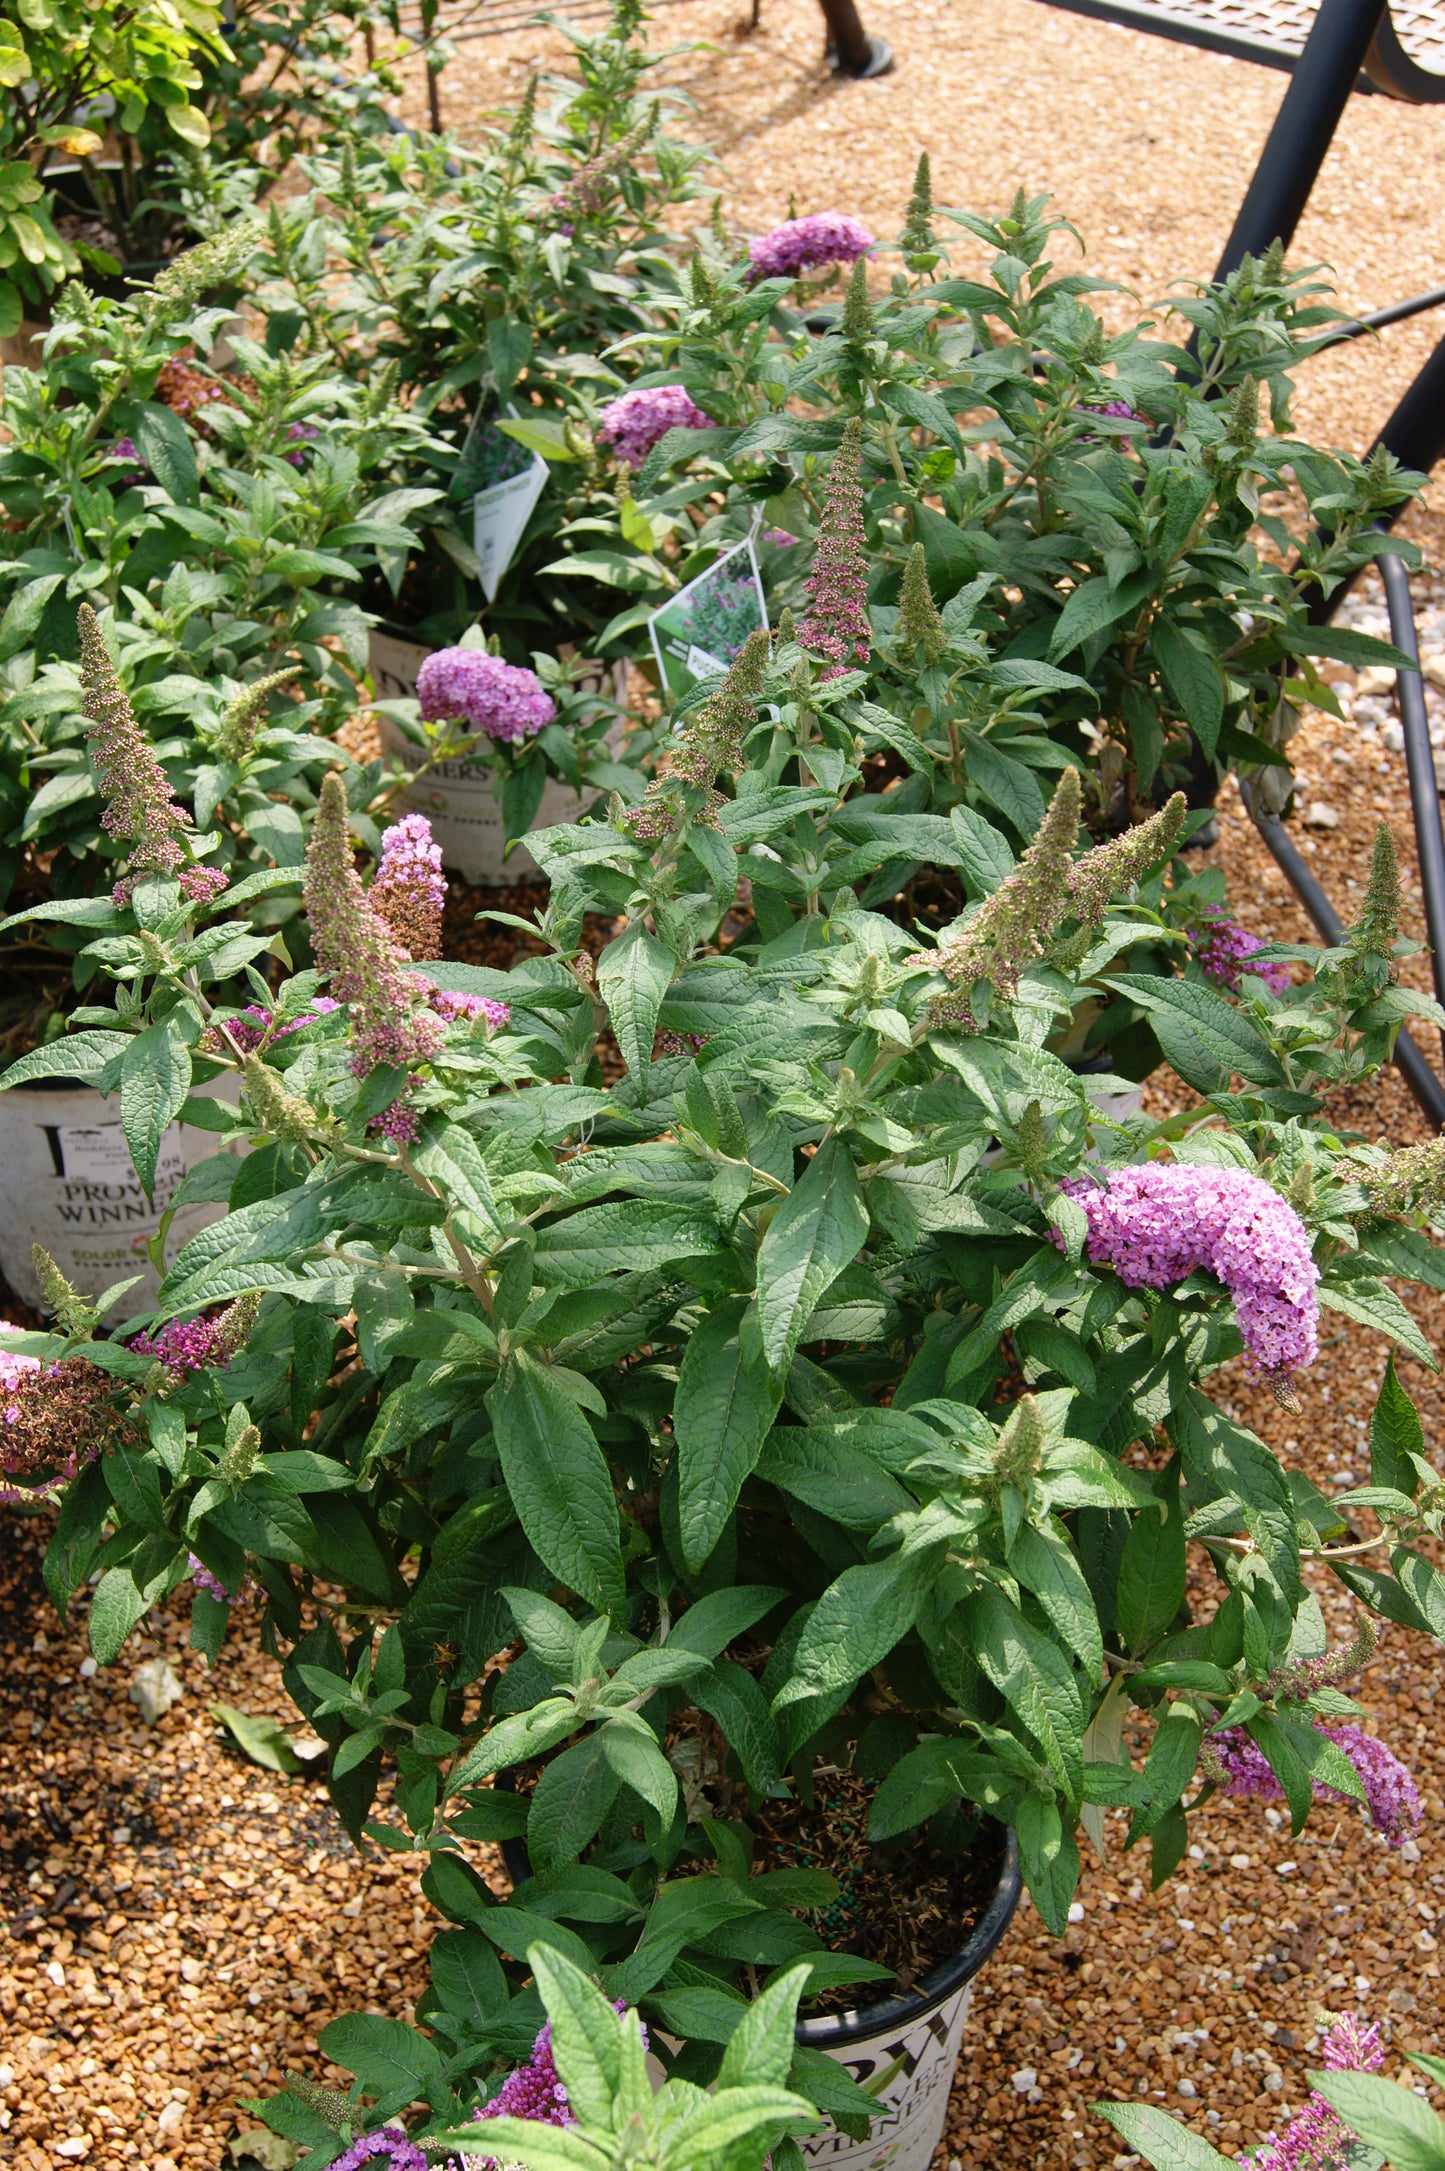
[648,536,767,699]
[461,411,549,603]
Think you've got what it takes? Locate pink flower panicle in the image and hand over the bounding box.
[655,1029,710,1057]
[303,773,445,1076]
[596,385,713,471]
[799,417,870,680]
[201,996,341,1057]
[1063,1163,1319,1381]
[78,603,188,880]
[747,213,875,282]
[428,989,510,1030]
[369,813,446,963]
[473,2006,644,2138]
[1206,1723,1420,1847]
[1191,909,1291,996]
[0,1350,130,1502]
[416,649,557,747]
[1254,2012,1384,2171]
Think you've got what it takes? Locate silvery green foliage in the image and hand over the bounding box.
[576,192,1420,817]
[6,636,1445,2151]
[0,250,442,948]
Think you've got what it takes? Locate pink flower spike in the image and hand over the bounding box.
[596,385,713,471]
[416,650,556,747]
[747,213,875,282]
[1062,1162,1319,1381]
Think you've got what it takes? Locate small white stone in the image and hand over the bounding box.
[1229,1852,1251,1869]
[55,2143,89,2161]
[1011,2067,1038,2094]
[1422,652,1445,693]
[1265,2071,1285,2094]
[1177,2079,1197,2099]
[1356,665,1397,697]
[78,1657,97,1679]
[45,1960,65,1987]
[1356,1976,1371,1995]
[1302,802,1340,830]
[1278,1862,1298,1876]
[1384,720,1406,752]
[1067,1901,1085,1923]
[1401,1839,1423,1863]
[128,1655,183,1726]
[156,2102,187,2140]
[111,1826,131,1845]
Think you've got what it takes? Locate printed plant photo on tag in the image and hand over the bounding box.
[647,535,767,697]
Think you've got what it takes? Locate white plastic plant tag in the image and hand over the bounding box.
[462,410,549,602]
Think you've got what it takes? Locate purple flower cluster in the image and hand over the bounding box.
[747,212,875,282]
[595,385,713,471]
[187,1554,236,1604]
[130,1291,262,1379]
[112,864,228,909]
[429,989,510,1030]
[1062,1163,1319,1379]
[368,1099,422,1146]
[761,527,799,546]
[416,649,557,747]
[369,813,447,963]
[1077,399,1143,438]
[108,437,148,488]
[1191,909,1291,996]
[304,774,446,1077]
[329,2131,429,2171]
[474,2020,576,2129]
[284,419,320,467]
[473,2006,643,2142]
[1254,2013,1385,2171]
[1208,1723,1420,1846]
[655,1029,710,1057]
[202,995,341,1056]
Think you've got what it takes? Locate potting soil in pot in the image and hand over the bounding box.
[751,1768,1006,2016]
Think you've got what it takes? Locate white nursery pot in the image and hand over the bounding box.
[0,1076,235,1310]
[791,1833,1021,2171]
[369,630,627,886]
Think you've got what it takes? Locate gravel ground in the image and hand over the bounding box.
[9,7,1445,2164]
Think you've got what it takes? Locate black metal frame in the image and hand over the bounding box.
[1194,0,1445,1122]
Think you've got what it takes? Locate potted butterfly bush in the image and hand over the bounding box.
[4,614,1445,2167]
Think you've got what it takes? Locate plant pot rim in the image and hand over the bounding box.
[791,1825,1021,2048]
[500,1793,1022,2052]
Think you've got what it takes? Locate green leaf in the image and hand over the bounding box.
[673,1295,782,1571]
[599,1717,678,1825]
[717,1963,811,2091]
[1013,1789,1080,1934]
[1152,622,1225,760]
[969,1585,1084,1799]
[963,734,1047,836]
[120,1016,191,1200]
[1309,2070,1445,2171]
[425,2125,605,2171]
[1008,1520,1104,1684]
[1114,1457,1185,1655]
[949,804,1015,895]
[527,1732,622,1870]
[429,1927,507,2031]
[0,1029,130,1087]
[597,922,673,1081]
[775,1551,935,1706]
[669,1586,785,1659]
[1093,2100,1235,2170]
[1104,975,1284,1094]
[1393,1547,1445,1639]
[1048,573,1136,658]
[315,2012,442,2113]
[755,1137,870,1375]
[1370,1356,1425,1492]
[1279,625,1416,673]
[529,1944,646,2129]
[488,1351,625,1618]
[690,1659,783,1792]
[413,1122,502,1239]
[133,401,200,508]
[532,1200,720,1287]
[1320,1277,1437,1371]
[210,1702,302,1775]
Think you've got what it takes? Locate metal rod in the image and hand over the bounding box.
[1239,784,1445,1129]
[1019,0,1379,83]
[1367,326,1445,479]
[1378,548,1445,1064]
[1212,0,1389,279]
[1316,284,1445,345]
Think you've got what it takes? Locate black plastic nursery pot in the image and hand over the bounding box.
[496,1820,1022,2171]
